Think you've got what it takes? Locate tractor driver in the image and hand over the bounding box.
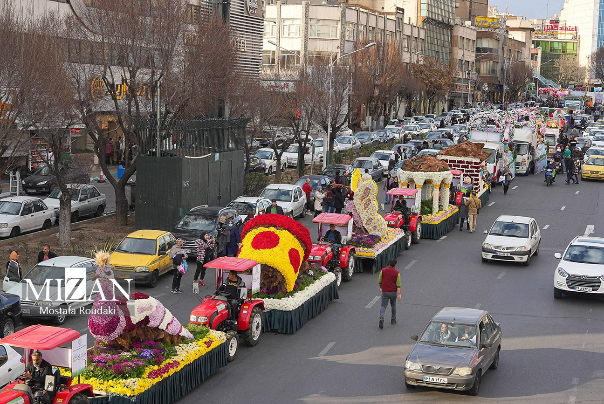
[215,270,246,319]
[23,351,53,386]
[393,196,411,225]
[323,224,342,244]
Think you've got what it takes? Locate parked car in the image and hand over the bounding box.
[575,137,592,152]
[260,184,307,218]
[22,165,89,194]
[370,150,396,173]
[481,215,541,265]
[227,197,272,221]
[244,155,266,174]
[337,126,353,137]
[435,115,451,126]
[334,136,362,151]
[172,206,240,258]
[44,184,106,223]
[417,149,439,157]
[0,343,23,382]
[401,125,421,140]
[385,119,403,129]
[583,146,604,163]
[293,175,331,204]
[354,131,379,146]
[256,129,287,149]
[0,196,54,238]
[6,256,92,325]
[282,144,314,167]
[417,122,436,135]
[553,236,604,298]
[373,129,394,143]
[351,157,384,182]
[404,307,501,396]
[432,138,455,150]
[390,160,405,176]
[111,230,177,287]
[591,133,604,148]
[391,143,418,159]
[322,164,353,185]
[255,148,287,175]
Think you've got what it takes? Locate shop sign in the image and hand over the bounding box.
[244,0,260,17]
[90,75,154,101]
[471,16,500,29]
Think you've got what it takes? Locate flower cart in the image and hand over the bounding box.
[236,214,339,334]
[349,228,408,274]
[383,187,420,248]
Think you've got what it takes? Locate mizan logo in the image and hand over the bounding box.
[245,0,258,16]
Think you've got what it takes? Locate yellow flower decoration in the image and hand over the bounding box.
[351,169,362,192]
[237,226,306,292]
[353,180,387,237]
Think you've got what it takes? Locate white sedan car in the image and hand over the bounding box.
[44,184,106,223]
[255,148,287,175]
[481,215,541,266]
[282,144,316,167]
[259,184,307,218]
[370,150,396,173]
[0,344,24,386]
[554,236,604,299]
[0,196,55,238]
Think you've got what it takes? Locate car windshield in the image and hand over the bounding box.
[418,150,436,156]
[285,145,298,153]
[426,132,440,139]
[260,188,292,202]
[489,221,529,238]
[255,150,273,159]
[295,177,326,189]
[23,265,65,286]
[352,160,373,169]
[586,157,604,166]
[403,126,417,131]
[32,166,49,176]
[387,121,398,126]
[516,143,529,155]
[587,149,604,157]
[227,201,255,216]
[0,201,22,215]
[338,137,353,144]
[419,321,478,348]
[418,123,431,129]
[47,188,80,199]
[593,135,604,141]
[564,245,604,264]
[356,133,370,140]
[176,214,216,231]
[485,149,496,164]
[371,152,390,161]
[116,237,157,255]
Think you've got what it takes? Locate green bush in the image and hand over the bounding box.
[420,199,433,216]
[243,172,269,196]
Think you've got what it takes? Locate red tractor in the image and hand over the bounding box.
[383,188,422,247]
[189,257,265,362]
[0,325,94,404]
[307,213,356,286]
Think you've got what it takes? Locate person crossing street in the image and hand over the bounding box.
[378,259,401,329]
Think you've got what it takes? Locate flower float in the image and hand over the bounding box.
[353,180,387,238]
[238,214,312,292]
[353,228,406,257]
[260,271,336,311]
[350,168,363,192]
[422,204,459,225]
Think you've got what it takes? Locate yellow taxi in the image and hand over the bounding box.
[581,156,604,180]
[110,230,177,287]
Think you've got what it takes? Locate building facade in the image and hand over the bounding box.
[560,0,604,66]
[450,24,477,107]
[419,0,456,66]
[455,0,489,22]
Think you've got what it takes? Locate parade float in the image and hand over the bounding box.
[396,155,458,240]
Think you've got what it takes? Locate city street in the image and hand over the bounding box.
[45,171,604,403]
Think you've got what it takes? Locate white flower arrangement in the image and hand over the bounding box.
[258,272,336,312]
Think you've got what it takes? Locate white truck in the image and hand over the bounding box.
[513,127,537,175]
[469,131,505,187]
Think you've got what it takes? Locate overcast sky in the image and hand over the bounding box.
[489,0,566,20]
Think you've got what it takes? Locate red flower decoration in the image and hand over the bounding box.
[251,231,280,250]
[241,214,312,261]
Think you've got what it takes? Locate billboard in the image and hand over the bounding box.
[471,16,500,29]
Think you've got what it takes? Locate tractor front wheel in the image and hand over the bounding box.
[243,307,262,346]
[226,331,238,362]
[342,252,355,282]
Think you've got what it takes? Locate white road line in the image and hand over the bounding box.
[474,303,481,309]
[561,206,566,211]
[366,296,380,309]
[437,236,447,242]
[512,185,518,190]
[543,225,550,230]
[318,342,335,357]
[488,202,496,207]
[575,190,580,194]
[497,271,506,280]
[404,260,417,270]
[584,225,595,236]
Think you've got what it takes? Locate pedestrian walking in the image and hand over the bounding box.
[266,199,284,215]
[314,187,325,217]
[362,169,372,182]
[223,220,240,257]
[193,232,215,291]
[502,167,512,195]
[378,259,401,329]
[383,173,393,204]
[324,184,335,213]
[566,158,575,184]
[334,170,343,185]
[5,251,23,288]
[458,195,470,231]
[465,191,481,233]
[334,186,345,214]
[572,159,581,184]
[37,243,57,263]
[169,239,187,293]
[302,178,313,215]
[105,138,112,165]
[242,210,255,226]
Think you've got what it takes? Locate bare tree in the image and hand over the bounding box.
[410,57,455,113]
[506,62,532,102]
[556,55,585,88]
[590,47,604,80]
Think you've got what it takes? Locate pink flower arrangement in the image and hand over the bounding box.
[147,361,180,379]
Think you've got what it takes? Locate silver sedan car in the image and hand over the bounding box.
[404,307,502,396]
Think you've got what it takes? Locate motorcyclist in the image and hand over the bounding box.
[545,159,556,182]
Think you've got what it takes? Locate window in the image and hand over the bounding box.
[279,54,300,69]
[403,35,409,51]
[263,50,276,65]
[21,203,33,215]
[282,19,300,37]
[158,237,167,255]
[0,345,7,367]
[264,20,277,37]
[368,27,375,40]
[33,200,46,212]
[345,22,356,41]
[88,187,101,198]
[309,19,338,38]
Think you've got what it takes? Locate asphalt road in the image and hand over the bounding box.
[33,170,604,403]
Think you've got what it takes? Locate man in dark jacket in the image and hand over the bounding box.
[323,224,342,244]
[266,199,284,215]
[378,259,401,328]
[24,351,53,386]
[37,244,57,263]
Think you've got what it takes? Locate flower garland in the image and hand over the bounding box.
[354,228,405,257]
[258,272,336,311]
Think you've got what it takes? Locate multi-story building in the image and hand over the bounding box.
[530,18,580,83]
[262,1,425,74]
[559,0,603,66]
[455,0,489,22]
[419,0,456,66]
[450,24,477,107]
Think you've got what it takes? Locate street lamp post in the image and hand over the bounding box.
[325,42,376,168]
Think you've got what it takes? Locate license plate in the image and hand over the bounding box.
[22,309,30,314]
[575,286,592,292]
[423,376,447,383]
[497,252,510,256]
[116,274,131,279]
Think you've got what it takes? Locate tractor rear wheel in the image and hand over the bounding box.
[334,268,342,287]
[342,252,355,282]
[404,231,412,250]
[68,393,90,404]
[412,222,421,244]
[243,307,262,346]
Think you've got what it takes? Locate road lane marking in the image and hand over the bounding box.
[575,190,580,194]
[584,225,595,236]
[318,342,335,357]
[543,225,550,230]
[156,293,166,299]
[488,202,496,207]
[437,236,447,242]
[474,303,481,309]
[561,206,566,211]
[366,296,380,308]
[404,260,417,270]
[497,271,506,280]
[512,185,518,189]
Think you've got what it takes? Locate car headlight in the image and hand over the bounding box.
[135,266,150,272]
[37,181,48,185]
[190,315,197,322]
[452,367,473,376]
[557,267,569,278]
[405,360,421,371]
[309,255,321,261]
[35,301,53,307]
[515,246,528,251]
[0,223,7,228]
[198,316,208,323]
[483,243,492,249]
[21,180,25,185]
[387,221,395,225]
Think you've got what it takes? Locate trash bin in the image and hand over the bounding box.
[117,165,125,179]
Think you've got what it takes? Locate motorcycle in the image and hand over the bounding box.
[545,169,555,186]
